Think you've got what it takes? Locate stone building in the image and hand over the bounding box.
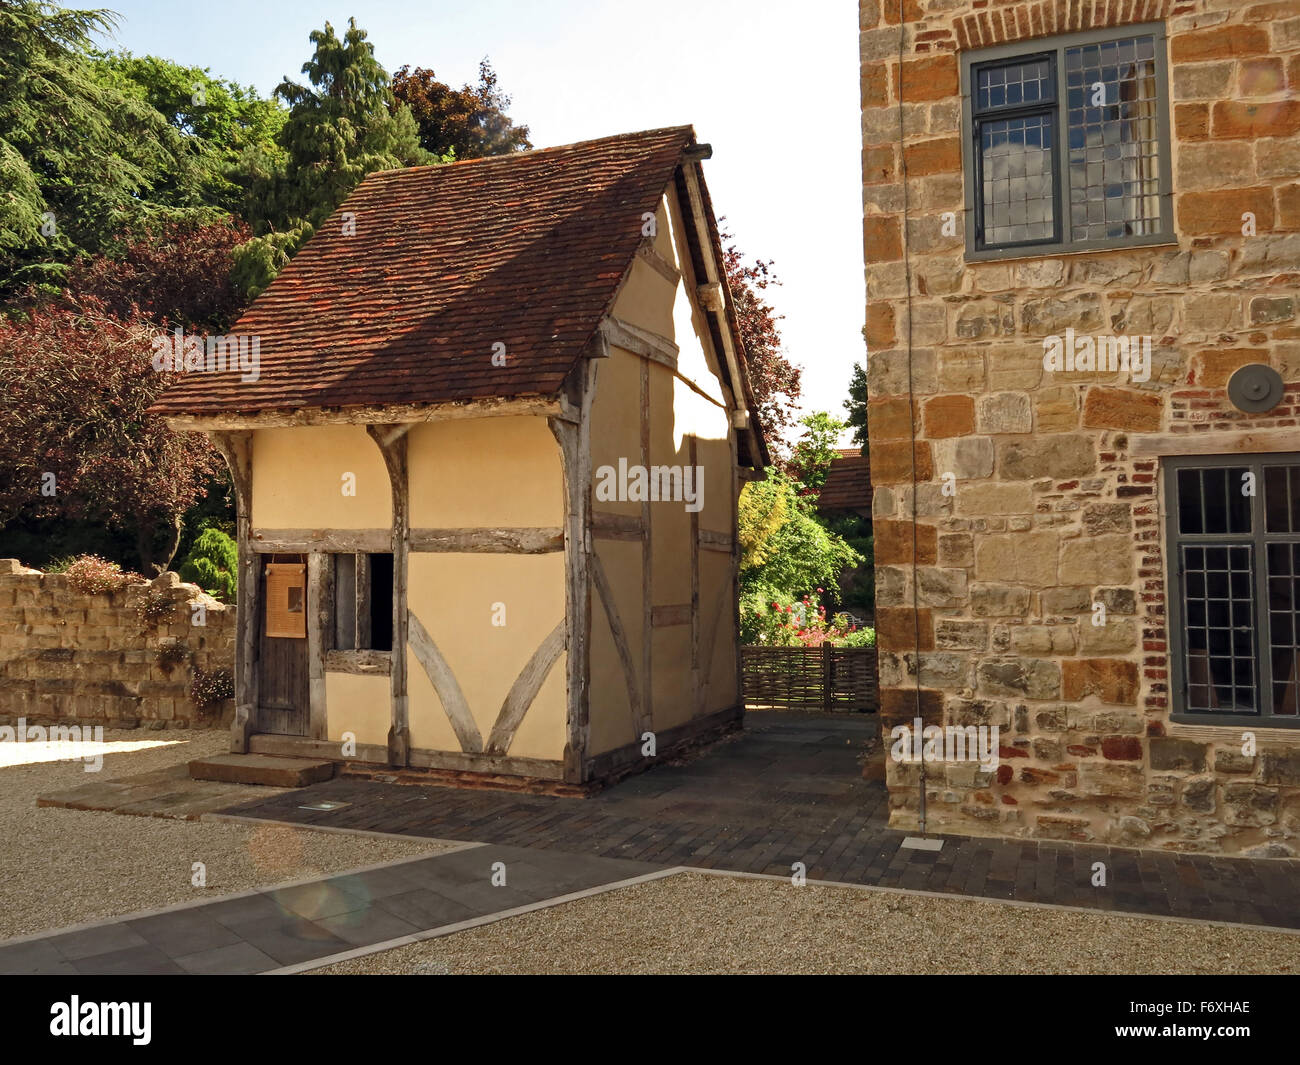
[860,0,1300,853]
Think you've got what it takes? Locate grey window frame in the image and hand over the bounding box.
[960,22,1176,262]
[327,551,393,653]
[1165,453,1300,730]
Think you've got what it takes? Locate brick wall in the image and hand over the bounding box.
[0,561,234,729]
[862,0,1300,855]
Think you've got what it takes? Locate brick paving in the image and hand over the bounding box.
[216,711,1300,931]
[9,710,1299,974]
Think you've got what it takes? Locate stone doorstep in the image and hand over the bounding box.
[188,753,335,789]
[36,763,286,821]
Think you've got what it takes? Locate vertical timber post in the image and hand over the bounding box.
[306,551,328,741]
[730,421,743,717]
[689,434,701,712]
[551,363,595,784]
[210,430,257,753]
[822,643,834,713]
[367,424,410,767]
[639,357,654,739]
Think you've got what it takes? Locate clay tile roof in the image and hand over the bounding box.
[150,126,697,416]
[816,447,872,511]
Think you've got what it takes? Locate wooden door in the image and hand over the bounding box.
[257,557,309,736]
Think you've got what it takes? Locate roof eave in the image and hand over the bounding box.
[161,392,574,433]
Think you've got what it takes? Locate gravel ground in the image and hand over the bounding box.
[0,728,443,939]
[313,871,1300,975]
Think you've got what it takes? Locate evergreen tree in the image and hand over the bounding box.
[91,51,287,216]
[0,1,210,297]
[235,18,435,296]
[844,361,868,449]
[178,525,238,601]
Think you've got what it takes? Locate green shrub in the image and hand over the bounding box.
[178,526,237,601]
[833,624,876,648]
[739,470,862,602]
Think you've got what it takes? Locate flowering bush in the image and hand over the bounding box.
[191,667,234,711]
[834,625,877,648]
[137,589,176,627]
[741,588,875,648]
[154,639,190,673]
[63,555,136,594]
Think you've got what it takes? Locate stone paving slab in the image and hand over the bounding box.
[214,711,1300,931]
[0,844,664,975]
[36,763,287,820]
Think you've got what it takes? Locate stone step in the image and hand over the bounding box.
[188,753,335,788]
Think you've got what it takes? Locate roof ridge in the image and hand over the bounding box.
[365,124,697,181]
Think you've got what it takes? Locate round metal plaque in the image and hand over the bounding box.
[1227,363,1284,413]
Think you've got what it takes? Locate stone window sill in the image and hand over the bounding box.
[1168,715,1300,736]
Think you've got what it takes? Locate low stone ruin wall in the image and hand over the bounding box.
[0,560,235,729]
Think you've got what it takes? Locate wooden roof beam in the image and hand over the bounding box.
[165,394,574,433]
[679,158,766,468]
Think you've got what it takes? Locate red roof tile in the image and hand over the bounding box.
[151,127,698,417]
[817,447,873,511]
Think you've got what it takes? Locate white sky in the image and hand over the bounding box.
[98,0,866,445]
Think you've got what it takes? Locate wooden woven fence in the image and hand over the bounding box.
[741,645,878,712]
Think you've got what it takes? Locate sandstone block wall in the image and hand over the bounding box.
[861,0,1300,854]
[0,561,234,729]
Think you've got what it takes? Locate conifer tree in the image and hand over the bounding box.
[235,18,435,296]
[0,1,208,295]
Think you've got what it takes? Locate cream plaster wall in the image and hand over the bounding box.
[591,183,741,749]
[408,416,563,529]
[251,426,392,529]
[405,552,567,762]
[325,672,390,747]
[588,539,643,755]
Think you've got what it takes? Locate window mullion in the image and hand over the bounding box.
[1199,469,1208,536]
[972,108,985,248]
[1053,46,1068,248]
[355,552,372,651]
[1255,462,1276,720]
